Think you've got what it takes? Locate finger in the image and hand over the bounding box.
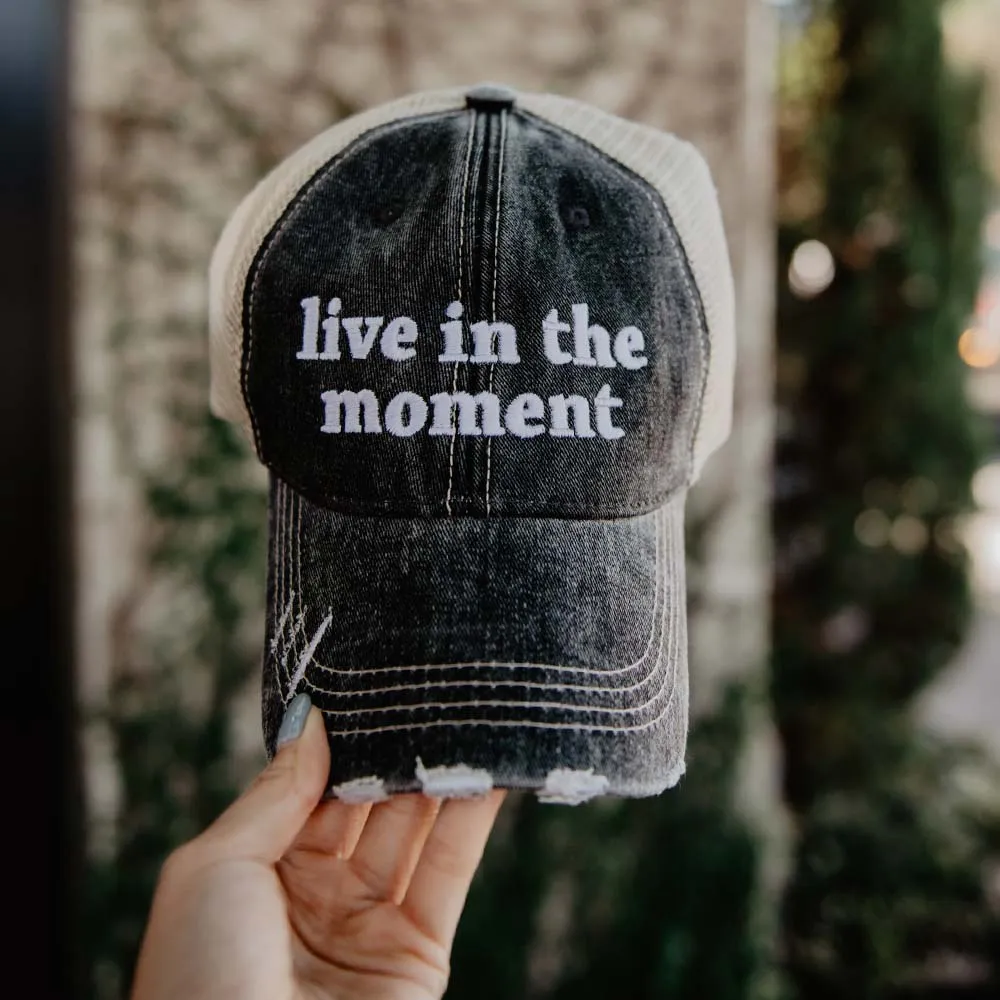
[292,798,373,859]
[197,695,330,864]
[402,790,506,946]
[349,794,442,904]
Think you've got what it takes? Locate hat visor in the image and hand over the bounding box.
[263,475,689,803]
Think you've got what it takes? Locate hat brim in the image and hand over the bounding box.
[263,475,689,803]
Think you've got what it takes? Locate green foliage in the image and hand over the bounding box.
[85,415,267,1000]
[776,0,988,806]
[774,0,1000,994]
[785,739,1000,999]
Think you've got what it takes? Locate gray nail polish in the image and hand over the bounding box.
[276,693,312,749]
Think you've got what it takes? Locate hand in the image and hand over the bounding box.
[131,693,506,1000]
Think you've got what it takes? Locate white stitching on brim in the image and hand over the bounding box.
[303,503,686,735]
[301,506,675,712]
[303,512,666,696]
[310,494,680,680]
[265,495,685,734]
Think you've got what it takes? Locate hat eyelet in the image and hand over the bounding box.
[373,203,402,226]
[564,204,591,232]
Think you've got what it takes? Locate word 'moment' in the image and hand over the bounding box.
[296,297,650,440]
[320,386,625,440]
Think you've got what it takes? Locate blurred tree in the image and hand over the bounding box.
[774,0,1000,994]
[84,416,269,998]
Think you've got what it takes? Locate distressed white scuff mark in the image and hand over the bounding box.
[269,594,296,653]
[415,757,493,798]
[332,776,389,804]
[537,768,609,805]
[286,613,332,700]
[664,760,686,789]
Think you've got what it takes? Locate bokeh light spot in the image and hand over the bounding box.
[972,462,1000,512]
[934,517,961,554]
[901,476,938,513]
[890,515,929,555]
[958,326,1000,369]
[855,508,890,547]
[986,210,1000,250]
[789,239,836,298]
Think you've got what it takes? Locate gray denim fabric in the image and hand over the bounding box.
[244,89,708,801]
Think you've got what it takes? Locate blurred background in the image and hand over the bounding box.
[2,0,1000,996]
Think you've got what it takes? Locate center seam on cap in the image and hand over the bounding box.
[484,108,508,516]
[444,110,477,515]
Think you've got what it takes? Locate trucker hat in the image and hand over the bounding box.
[208,83,734,804]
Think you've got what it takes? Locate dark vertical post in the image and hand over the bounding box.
[0,0,80,995]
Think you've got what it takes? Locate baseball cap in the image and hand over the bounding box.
[208,83,735,804]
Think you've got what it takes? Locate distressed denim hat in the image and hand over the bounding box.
[208,83,734,804]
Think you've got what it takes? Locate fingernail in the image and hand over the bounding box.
[276,693,312,749]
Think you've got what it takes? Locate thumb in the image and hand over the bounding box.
[197,693,330,864]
